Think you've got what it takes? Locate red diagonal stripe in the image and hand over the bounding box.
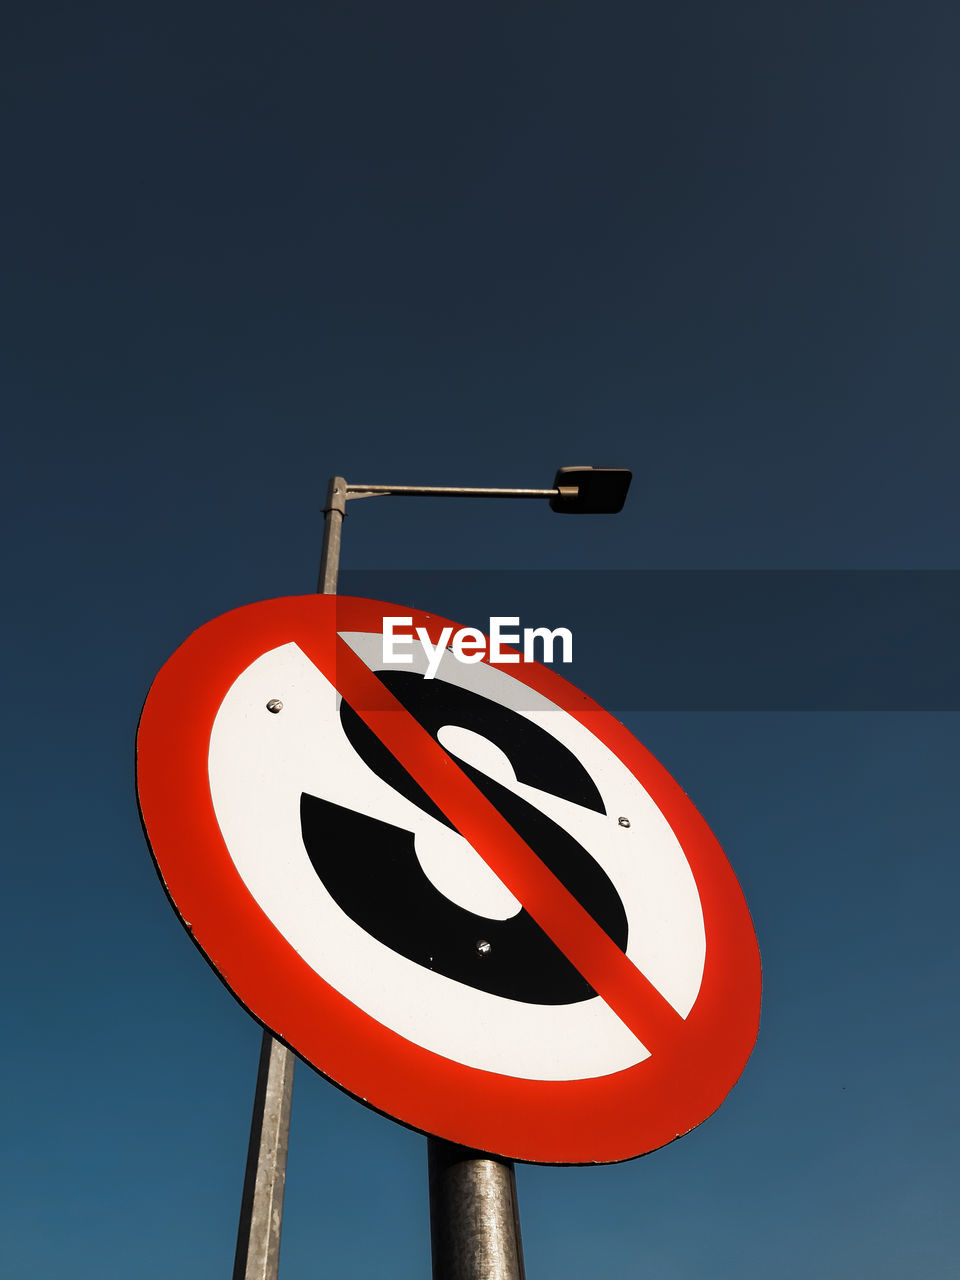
[302,631,687,1057]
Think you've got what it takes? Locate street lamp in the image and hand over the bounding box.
[318,467,632,592]
[235,466,632,1280]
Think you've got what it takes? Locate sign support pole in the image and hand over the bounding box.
[232,1031,296,1280]
[428,1140,525,1280]
[232,476,347,1280]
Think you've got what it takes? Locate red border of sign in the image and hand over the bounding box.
[136,596,761,1165]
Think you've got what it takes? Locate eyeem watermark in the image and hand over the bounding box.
[382,616,573,680]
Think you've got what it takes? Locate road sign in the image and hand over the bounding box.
[137,595,761,1164]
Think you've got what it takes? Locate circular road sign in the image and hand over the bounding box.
[136,595,761,1164]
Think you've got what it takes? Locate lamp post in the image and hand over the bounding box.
[233,466,632,1280]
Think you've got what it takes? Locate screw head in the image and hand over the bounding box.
[475,940,492,957]
[266,699,284,714]
[618,816,631,828]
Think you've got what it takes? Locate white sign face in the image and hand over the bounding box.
[208,635,706,1081]
[137,594,760,1164]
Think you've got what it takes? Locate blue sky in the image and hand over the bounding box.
[3,3,958,1277]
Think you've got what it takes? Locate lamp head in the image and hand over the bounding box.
[549,466,632,514]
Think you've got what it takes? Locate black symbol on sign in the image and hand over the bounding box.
[301,671,628,1005]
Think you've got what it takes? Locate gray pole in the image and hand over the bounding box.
[428,1140,526,1280]
[232,476,347,1280]
[232,1032,296,1280]
[317,475,346,594]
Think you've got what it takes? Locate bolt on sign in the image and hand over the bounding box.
[136,595,761,1165]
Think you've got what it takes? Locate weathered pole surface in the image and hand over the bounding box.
[428,1139,526,1280]
[232,1032,296,1280]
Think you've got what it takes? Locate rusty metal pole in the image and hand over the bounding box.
[232,476,347,1280]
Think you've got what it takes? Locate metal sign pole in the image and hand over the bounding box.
[232,1031,295,1280]
[232,477,347,1280]
[428,1140,526,1280]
